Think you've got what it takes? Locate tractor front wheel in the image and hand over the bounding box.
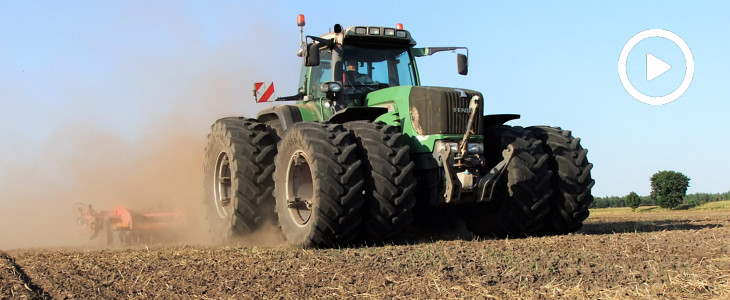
[274,122,364,248]
[344,121,417,243]
[528,126,595,234]
[462,126,553,237]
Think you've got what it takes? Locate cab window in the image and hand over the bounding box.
[307,50,332,99]
[342,45,415,87]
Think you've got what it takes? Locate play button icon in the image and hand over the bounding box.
[646,53,671,81]
[618,29,694,105]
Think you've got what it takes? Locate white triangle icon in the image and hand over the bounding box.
[646,53,671,81]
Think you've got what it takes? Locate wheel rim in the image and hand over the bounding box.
[213,151,233,219]
[285,150,314,227]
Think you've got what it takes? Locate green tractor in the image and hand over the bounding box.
[204,15,594,247]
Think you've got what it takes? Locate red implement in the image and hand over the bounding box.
[74,203,186,246]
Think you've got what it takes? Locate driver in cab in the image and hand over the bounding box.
[344,60,373,85]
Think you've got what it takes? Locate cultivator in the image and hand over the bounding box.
[73,203,186,246]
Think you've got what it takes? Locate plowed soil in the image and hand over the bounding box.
[2,209,729,299]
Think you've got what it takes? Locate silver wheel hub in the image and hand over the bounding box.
[285,150,314,227]
[213,152,233,219]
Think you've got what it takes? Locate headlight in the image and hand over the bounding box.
[328,82,341,92]
[319,82,342,93]
[435,141,458,153]
[466,142,484,154]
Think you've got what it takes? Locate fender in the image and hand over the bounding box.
[256,105,304,131]
[483,114,520,126]
[328,107,388,124]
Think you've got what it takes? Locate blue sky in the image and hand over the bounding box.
[1,1,728,198]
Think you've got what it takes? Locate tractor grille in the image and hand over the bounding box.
[408,87,484,135]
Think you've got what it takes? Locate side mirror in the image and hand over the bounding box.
[457,53,468,75]
[304,42,320,66]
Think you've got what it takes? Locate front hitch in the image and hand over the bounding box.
[476,144,515,203]
[456,95,480,161]
[436,145,461,204]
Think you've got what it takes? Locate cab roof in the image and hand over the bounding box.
[321,25,416,46]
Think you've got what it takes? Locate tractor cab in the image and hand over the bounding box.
[298,25,419,111]
[258,15,469,128]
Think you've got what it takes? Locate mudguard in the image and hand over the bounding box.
[483,114,520,126]
[256,105,304,131]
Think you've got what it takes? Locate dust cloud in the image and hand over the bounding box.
[0,113,287,249]
[0,10,294,249]
[0,76,287,249]
[0,117,207,249]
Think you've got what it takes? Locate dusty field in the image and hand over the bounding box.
[2,207,729,299]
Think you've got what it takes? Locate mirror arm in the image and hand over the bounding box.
[413,47,468,57]
[275,92,304,101]
[306,35,334,48]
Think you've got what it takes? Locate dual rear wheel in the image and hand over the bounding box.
[204,119,416,248]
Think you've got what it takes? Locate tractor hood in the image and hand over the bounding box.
[367,86,484,137]
[407,86,483,135]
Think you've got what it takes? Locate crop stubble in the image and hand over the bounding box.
[1,209,729,299]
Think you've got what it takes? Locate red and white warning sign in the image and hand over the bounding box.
[253,82,276,103]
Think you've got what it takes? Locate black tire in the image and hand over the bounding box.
[274,122,364,248]
[344,121,417,242]
[203,117,277,242]
[462,125,553,237]
[265,119,284,140]
[528,126,595,234]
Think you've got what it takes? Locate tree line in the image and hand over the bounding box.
[592,170,727,209]
[591,191,730,209]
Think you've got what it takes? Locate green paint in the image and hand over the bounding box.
[296,102,321,122]
[366,86,413,133]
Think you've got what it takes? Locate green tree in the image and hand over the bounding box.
[626,192,641,211]
[650,170,691,209]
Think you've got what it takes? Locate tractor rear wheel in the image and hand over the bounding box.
[462,125,553,237]
[528,126,595,234]
[344,121,417,243]
[203,117,277,243]
[274,122,364,248]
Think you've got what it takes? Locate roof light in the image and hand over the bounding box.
[297,14,305,27]
[369,27,380,35]
[355,27,367,34]
[396,23,403,30]
[384,28,395,36]
[396,30,406,38]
